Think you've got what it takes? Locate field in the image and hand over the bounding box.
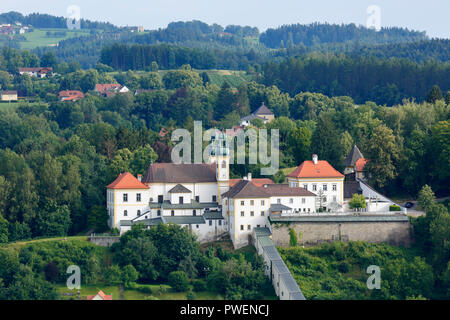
[19,28,91,49]
[56,283,224,300]
[203,70,253,87]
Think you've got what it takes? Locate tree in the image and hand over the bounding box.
[364,125,398,190]
[0,214,8,243]
[417,185,435,212]
[349,194,366,210]
[44,262,59,283]
[34,203,71,237]
[289,228,298,247]
[104,265,122,285]
[40,51,58,69]
[168,271,189,292]
[121,264,139,285]
[426,85,443,103]
[87,205,109,233]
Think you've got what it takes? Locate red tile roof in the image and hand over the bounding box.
[287,160,344,179]
[87,290,112,300]
[106,172,149,189]
[95,84,122,94]
[59,90,85,101]
[229,178,274,187]
[355,158,368,172]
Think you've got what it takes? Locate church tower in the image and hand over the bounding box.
[209,131,230,201]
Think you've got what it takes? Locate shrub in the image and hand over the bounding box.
[337,261,350,273]
[389,205,401,211]
[192,279,207,292]
[289,228,298,247]
[168,271,189,292]
[186,290,196,300]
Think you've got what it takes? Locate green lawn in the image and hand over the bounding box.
[20,28,91,49]
[56,283,224,300]
[0,236,89,251]
[0,102,19,111]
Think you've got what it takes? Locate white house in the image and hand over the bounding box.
[240,103,275,127]
[287,154,345,212]
[222,175,316,248]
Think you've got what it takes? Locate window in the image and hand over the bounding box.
[257,224,260,228]
[247,225,251,230]
[261,200,265,205]
[123,194,128,202]
[218,220,222,226]
[323,196,327,203]
[333,196,337,202]
[136,193,141,202]
[323,184,327,191]
[303,184,308,190]
[302,198,306,204]
[222,160,227,169]
[225,199,228,205]
[137,210,141,216]
[158,195,163,203]
[290,198,293,204]
[332,184,337,191]
[193,210,197,216]
[277,198,281,204]
[209,220,212,226]
[124,210,128,216]
[250,200,254,206]
[196,225,199,229]
[212,195,217,202]
[261,211,265,216]
[312,184,317,191]
[157,210,161,216]
[250,211,254,217]
[241,211,244,217]
[171,210,175,216]
[195,196,200,202]
[240,225,244,231]
[179,196,184,204]
[241,200,245,206]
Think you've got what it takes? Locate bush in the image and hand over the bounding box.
[389,205,401,211]
[192,279,207,292]
[186,290,196,300]
[289,228,298,247]
[337,261,350,273]
[168,271,189,292]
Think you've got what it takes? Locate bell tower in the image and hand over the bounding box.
[209,132,230,200]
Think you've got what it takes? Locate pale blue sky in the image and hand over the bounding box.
[1,0,449,38]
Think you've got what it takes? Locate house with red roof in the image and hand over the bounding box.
[95,84,129,97]
[87,290,112,300]
[59,90,85,102]
[287,154,345,212]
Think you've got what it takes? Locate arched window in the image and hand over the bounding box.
[124,210,128,217]
[137,210,141,216]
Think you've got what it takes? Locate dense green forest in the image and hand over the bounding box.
[0,224,274,300]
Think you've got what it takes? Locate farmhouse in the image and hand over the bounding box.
[240,103,275,127]
[0,90,18,102]
[59,90,85,102]
[19,67,53,78]
[95,84,129,97]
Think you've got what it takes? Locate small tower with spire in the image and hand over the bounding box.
[208,131,230,200]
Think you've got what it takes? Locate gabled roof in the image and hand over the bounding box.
[106,172,149,189]
[345,145,364,167]
[95,83,122,94]
[168,184,192,193]
[87,290,112,300]
[222,180,269,198]
[143,163,217,184]
[287,160,344,179]
[263,184,316,196]
[229,178,274,188]
[254,103,274,116]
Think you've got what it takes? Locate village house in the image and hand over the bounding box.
[95,84,130,97]
[86,290,112,300]
[240,103,275,127]
[0,90,18,102]
[59,90,85,102]
[19,67,53,78]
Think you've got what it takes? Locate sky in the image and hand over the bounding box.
[1,0,449,38]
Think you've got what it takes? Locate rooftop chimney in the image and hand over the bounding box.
[137,174,142,182]
[312,154,318,165]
